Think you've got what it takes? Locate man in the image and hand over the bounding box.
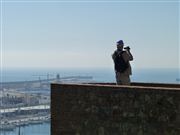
[112,40,133,85]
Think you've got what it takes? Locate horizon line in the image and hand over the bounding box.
[1,0,179,3]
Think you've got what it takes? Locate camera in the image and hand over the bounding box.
[124,46,130,50]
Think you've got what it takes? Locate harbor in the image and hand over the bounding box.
[0,121,50,135]
[0,114,50,131]
[0,74,93,133]
[0,104,50,131]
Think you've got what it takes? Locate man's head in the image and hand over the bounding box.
[116,40,124,50]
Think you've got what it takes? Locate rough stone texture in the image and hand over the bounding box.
[51,83,180,135]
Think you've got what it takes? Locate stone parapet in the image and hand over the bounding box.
[51,83,180,135]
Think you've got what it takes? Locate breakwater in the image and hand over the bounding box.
[51,83,180,135]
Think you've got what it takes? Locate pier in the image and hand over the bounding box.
[0,114,50,131]
[0,104,50,131]
[0,104,50,114]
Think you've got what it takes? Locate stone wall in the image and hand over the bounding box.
[51,83,180,135]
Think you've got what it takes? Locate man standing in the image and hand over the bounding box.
[112,40,133,85]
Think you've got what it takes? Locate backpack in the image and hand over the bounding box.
[114,51,129,73]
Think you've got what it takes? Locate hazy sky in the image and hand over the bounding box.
[1,0,179,69]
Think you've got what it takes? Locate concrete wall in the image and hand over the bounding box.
[51,83,180,135]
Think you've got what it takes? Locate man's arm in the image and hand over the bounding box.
[126,49,133,61]
[122,50,133,62]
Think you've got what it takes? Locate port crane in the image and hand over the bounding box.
[32,73,54,83]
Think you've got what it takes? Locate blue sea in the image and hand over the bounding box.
[0,67,180,84]
[0,68,179,135]
[0,122,50,135]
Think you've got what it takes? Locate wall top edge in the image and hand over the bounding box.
[51,82,180,91]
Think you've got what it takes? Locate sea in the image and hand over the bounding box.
[1,67,180,83]
[0,67,179,135]
[0,122,50,135]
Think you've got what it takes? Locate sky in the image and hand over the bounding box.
[0,0,179,69]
